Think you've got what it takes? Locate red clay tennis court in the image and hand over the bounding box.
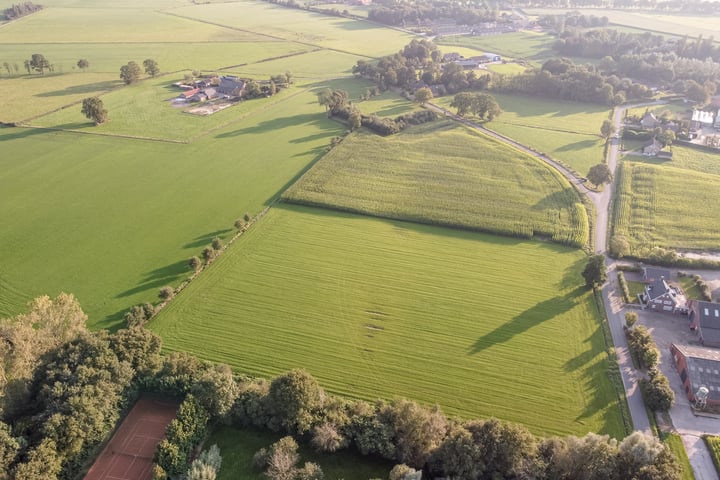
[84,397,179,480]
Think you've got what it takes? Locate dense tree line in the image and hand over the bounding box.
[538,12,609,31]
[513,0,720,14]
[2,2,42,20]
[368,0,498,27]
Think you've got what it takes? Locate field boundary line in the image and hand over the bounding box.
[14,124,188,144]
[159,9,377,59]
[496,120,602,137]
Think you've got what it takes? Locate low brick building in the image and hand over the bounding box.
[670,343,720,406]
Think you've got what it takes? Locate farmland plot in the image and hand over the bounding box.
[612,161,720,252]
[151,204,624,438]
[284,121,588,247]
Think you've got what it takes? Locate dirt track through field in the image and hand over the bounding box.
[84,397,179,480]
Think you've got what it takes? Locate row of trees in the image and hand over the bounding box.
[449,92,502,120]
[367,2,498,27]
[120,59,159,85]
[2,2,41,20]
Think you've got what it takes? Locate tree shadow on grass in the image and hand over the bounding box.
[468,287,582,355]
[35,80,123,97]
[182,228,233,249]
[556,139,600,152]
[97,308,128,332]
[557,257,587,291]
[215,113,332,138]
[0,125,51,141]
[531,189,576,211]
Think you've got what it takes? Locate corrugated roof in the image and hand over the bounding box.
[674,344,720,401]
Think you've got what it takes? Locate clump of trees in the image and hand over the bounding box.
[81,96,108,125]
[3,2,42,20]
[76,58,89,71]
[450,92,502,120]
[24,53,51,75]
[120,61,142,84]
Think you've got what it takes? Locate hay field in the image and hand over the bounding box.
[151,204,624,438]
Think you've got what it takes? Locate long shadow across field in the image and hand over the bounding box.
[36,80,123,97]
[468,287,581,355]
[215,113,333,138]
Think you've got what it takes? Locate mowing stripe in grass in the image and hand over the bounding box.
[151,204,624,438]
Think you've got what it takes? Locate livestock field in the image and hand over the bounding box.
[284,121,588,247]
[152,204,624,438]
[434,92,609,174]
[612,159,720,253]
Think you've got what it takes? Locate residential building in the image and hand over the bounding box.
[640,267,687,313]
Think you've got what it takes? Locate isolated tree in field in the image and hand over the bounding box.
[600,119,615,140]
[29,53,51,74]
[77,59,89,71]
[81,97,108,125]
[120,61,141,84]
[582,254,607,289]
[587,163,613,186]
[414,86,433,105]
[143,58,160,77]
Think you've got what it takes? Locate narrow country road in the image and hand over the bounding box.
[430,101,720,473]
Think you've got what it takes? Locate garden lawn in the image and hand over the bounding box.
[0,87,345,327]
[209,426,392,480]
[612,161,720,253]
[151,204,625,438]
[435,92,609,174]
[168,1,415,57]
[283,120,588,247]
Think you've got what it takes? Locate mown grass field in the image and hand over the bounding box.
[0,85,346,327]
[525,8,720,41]
[663,433,696,480]
[437,31,556,62]
[283,120,588,246]
[612,160,720,253]
[435,92,609,174]
[168,1,414,57]
[151,204,624,438]
[209,426,392,480]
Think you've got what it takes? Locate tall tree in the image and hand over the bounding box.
[600,119,615,139]
[143,58,159,77]
[582,254,607,288]
[120,61,141,84]
[29,53,51,74]
[587,163,613,186]
[413,86,433,105]
[81,97,108,125]
[268,369,324,434]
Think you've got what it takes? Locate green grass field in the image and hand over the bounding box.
[525,8,720,41]
[209,426,392,480]
[632,145,720,177]
[612,161,720,253]
[435,92,609,174]
[0,85,347,327]
[663,433,695,480]
[150,204,624,438]
[168,1,414,57]
[437,31,556,62]
[283,120,588,246]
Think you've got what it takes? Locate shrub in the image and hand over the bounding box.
[265,436,300,480]
[618,272,631,304]
[188,256,201,272]
[211,237,223,251]
[641,371,674,412]
[311,423,347,453]
[625,312,638,328]
[244,212,251,222]
[202,247,217,263]
[124,303,155,327]
[234,219,245,231]
[268,369,325,434]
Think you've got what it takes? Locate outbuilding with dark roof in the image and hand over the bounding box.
[689,300,720,347]
[671,343,720,406]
